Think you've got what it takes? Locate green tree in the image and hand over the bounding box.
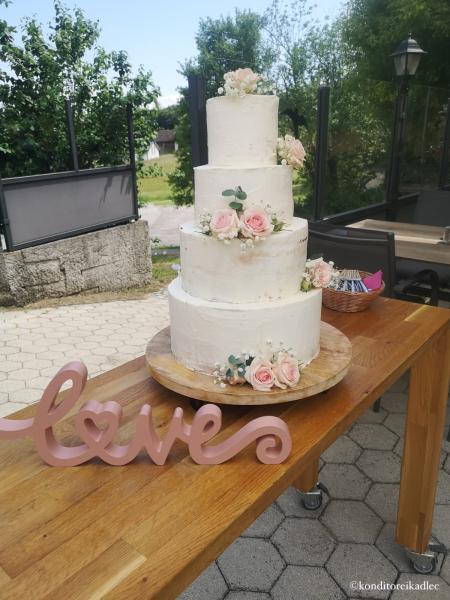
[168,10,270,205]
[0,0,159,178]
[343,0,450,88]
[156,104,179,130]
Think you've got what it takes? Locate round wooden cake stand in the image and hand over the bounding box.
[145,323,352,406]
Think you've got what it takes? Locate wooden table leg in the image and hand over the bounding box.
[294,459,319,493]
[396,328,450,553]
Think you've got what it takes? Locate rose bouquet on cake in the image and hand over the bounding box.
[214,342,303,391]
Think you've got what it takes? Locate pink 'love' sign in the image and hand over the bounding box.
[0,362,292,466]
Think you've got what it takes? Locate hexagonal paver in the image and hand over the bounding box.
[436,469,450,505]
[321,500,382,543]
[7,388,42,404]
[357,450,401,483]
[177,563,227,600]
[224,593,270,600]
[381,392,407,413]
[242,503,284,538]
[0,360,22,373]
[349,424,398,450]
[8,368,40,381]
[444,454,450,475]
[276,487,328,519]
[357,407,388,425]
[0,402,27,417]
[366,483,400,522]
[0,379,25,393]
[319,464,371,499]
[271,517,334,566]
[327,543,397,599]
[218,538,284,592]
[375,523,413,573]
[441,555,450,586]
[391,574,450,599]
[322,436,362,463]
[383,413,405,437]
[393,438,404,457]
[272,566,344,600]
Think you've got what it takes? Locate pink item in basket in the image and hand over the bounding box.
[362,270,383,291]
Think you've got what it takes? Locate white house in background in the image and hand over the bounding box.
[141,141,160,161]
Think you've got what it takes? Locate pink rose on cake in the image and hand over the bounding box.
[240,207,274,239]
[273,353,300,389]
[210,208,240,240]
[245,358,276,391]
[307,258,334,288]
[277,134,306,169]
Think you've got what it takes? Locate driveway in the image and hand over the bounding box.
[140,204,194,246]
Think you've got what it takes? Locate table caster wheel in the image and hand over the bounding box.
[405,545,444,574]
[301,490,323,511]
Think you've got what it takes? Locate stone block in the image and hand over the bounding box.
[319,463,371,499]
[321,500,382,543]
[390,574,450,599]
[177,563,227,600]
[271,518,335,566]
[272,566,344,600]
[0,221,152,306]
[349,424,398,450]
[366,483,400,522]
[357,450,401,483]
[322,436,362,464]
[242,503,284,538]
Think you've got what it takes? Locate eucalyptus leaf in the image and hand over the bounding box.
[235,191,247,200]
[228,355,241,365]
[222,189,235,197]
[225,368,233,378]
[229,201,243,211]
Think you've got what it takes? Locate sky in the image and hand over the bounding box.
[3,0,344,105]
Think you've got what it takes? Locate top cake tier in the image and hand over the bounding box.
[207,95,278,167]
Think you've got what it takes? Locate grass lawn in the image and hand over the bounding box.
[138,153,176,206]
[151,252,180,285]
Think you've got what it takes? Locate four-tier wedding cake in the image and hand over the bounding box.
[168,69,323,390]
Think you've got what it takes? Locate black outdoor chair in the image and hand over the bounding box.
[307,221,440,414]
[396,190,450,303]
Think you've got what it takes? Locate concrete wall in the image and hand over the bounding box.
[0,221,152,306]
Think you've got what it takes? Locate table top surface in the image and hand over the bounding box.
[1,299,449,600]
[349,219,450,265]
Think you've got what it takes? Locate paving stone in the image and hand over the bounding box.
[319,464,371,499]
[393,438,404,457]
[366,483,400,522]
[390,574,450,599]
[218,538,284,591]
[432,505,450,547]
[0,345,20,356]
[177,563,227,600]
[327,543,397,599]
[271,517,334,566]
[224,593,271,600]
[242,503,284,538]
[276,486,328,518]
[7,388,42,404]
[321,500,382,543]
[0,379,25,393]
[357,450,402,483]
[0,402,27,417]
[272,565,344,600]
[434,470,450,507]
[375,523,413,573]
[22,358,52,370]
[0,392,8,403]
[441,555,450,585]
[383,414,405,438]
[8,368,40,381]
[349,424,398,450]
[444,455,450,474]
[322,436,362,463]
[0,360,22,373]
[381,392,408,413]
[357,407,388,424]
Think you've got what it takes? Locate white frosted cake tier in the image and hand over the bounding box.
[207,95,278,166]
[194,164,293,224]
[168,277,322,374]
[179,219,308,303]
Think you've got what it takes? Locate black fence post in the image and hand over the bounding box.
[127,102,140,218]
[188,75,208,168]
[313,85,330,222]
[64,98,79,171]
[439,98,450,189]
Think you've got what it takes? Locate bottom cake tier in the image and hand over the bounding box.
[168,277,322,374]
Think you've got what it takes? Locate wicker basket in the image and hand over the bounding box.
[322,271,385,313]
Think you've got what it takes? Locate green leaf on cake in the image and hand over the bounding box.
[229,201,243,211]
[235,190,247,200]
[222,189,235,197]
[228,355,241,365]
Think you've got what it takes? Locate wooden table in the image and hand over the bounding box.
[0,298,449,599]
[349,219,450,265]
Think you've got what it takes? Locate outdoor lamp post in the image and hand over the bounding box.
[386,35,427,213]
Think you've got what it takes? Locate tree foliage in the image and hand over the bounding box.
[0,0,159,178]
[168,10,269,205]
